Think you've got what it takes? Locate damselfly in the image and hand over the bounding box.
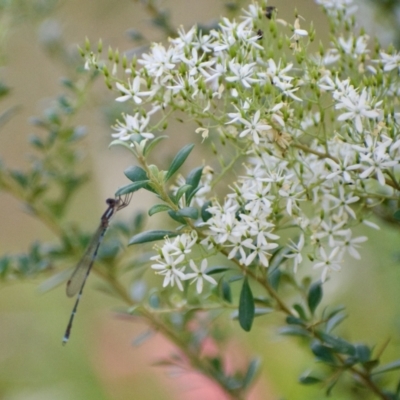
[63,194,132,345]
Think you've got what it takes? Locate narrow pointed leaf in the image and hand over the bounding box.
[308,281,323,314]
[174,184,192,203]
[165,143,195,181]
[293,303,307,320]
[185,166,203,204]
[355,344,371,363]
[201,200,212,221]
[243,358,261,389]
[148,204,172,216]
[167,210,187,224]
[124,165,148,182]
[115,180,150,196]
[372,360,400,375]
[326,312,347,333]
[176,207,198,219]
[206,266,229,275]
[143,135,168,157]
[279,326,310,337]
[311,342,336,364]
[238,277,255,332]
[109,139,135,153]
[318,332,355,355]
[299,375,322,385]
[286,315,306,326]
[267,266,281,290]
[220,279,232,303]
[129,230,178,245]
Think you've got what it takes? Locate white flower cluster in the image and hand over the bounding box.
[150,230,216,293]
[85,0,400,286]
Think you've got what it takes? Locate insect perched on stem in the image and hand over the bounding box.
[62,194,132,345]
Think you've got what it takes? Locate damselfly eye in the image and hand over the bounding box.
[106,198,117,206]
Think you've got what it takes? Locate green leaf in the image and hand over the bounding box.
[326,311,347,333]
[109,139,135,153]
[279,326,310,337]
[318,332,355,355]
[206,266,229,275]
[185,166,203,204]
[10,171,28,188]
[363,359,380,372]
[308,281,323,314]
[238,277,255,332]
[148,204,172,216]
[311,342,336,364]
[293,303,308,320]
[132,330,154,347]
[220,279,232,303]
[0,256,10,278]
[286,315,306,326]
[176,207,199,219]
[124,165,148,182]
[129,230,178,245]
[268,246,290,270]
[372,360,400,375]
[148,293,160,309]
[115,181,150,196]
[167,210,187,225]
[254,307,273,316]
[243,358,261,389]
[394,209,400,221]
[355,344,371,363]
[299,374,322,385]
[267,266,281,290]
[143,135,168,157]
[201,200,212,222]
[326,375,340,396]
[174,184,192,204]
[165,143,195,181]
[229,274,244,283]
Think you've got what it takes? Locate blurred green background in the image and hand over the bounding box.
[1,1,400,399]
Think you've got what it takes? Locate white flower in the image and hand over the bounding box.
[315,0,357,17]
[291,18,308,42]
[180,48,215,77]
[151,249,186,291]
[335,88,380,133]
[335,231,367,259]
[185,259,217,293]
[260,59,294,85]
[169,26,196,50]
[313,247,342,282]
[162,231,198,257]
[325,186,359,219]
[138,43,179,79]
[242,240,279,267]
[325,152,358,183]
[285,234,305,272]
[226,60,259,88]
[338,34,369,57]
[115,76,144,104]
[352,137,398,185]
[238,110,271,145]
[379,51,400,73]
[206,200,246,244]
[313,220,348,247]
[111,113,153,141]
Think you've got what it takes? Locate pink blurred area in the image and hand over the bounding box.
[95,313,275,400]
